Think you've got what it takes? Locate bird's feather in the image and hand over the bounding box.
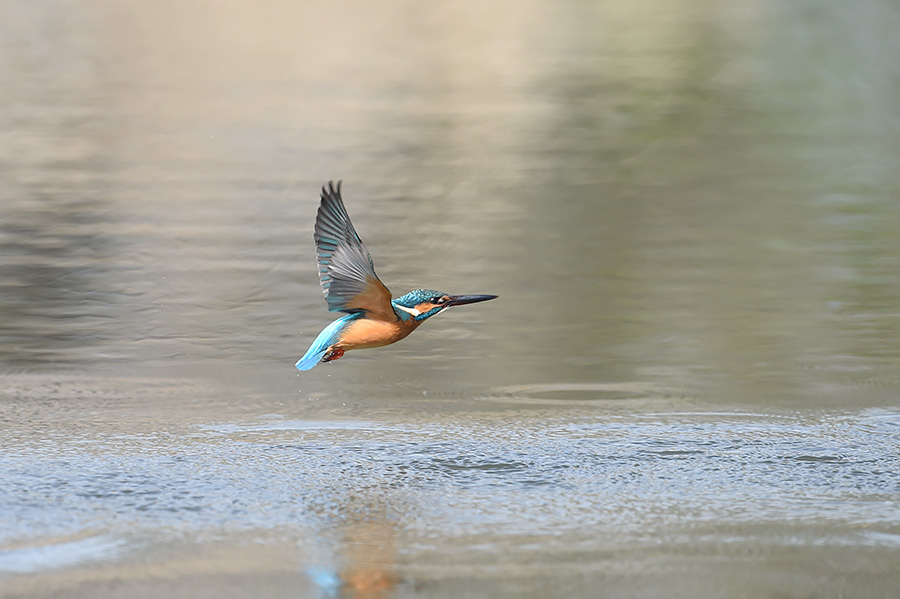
[314,181,394,319]
[295,313,361,371]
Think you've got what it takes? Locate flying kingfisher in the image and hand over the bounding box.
[295,181,497,371]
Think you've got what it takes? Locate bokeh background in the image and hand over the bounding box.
[2,1,900,597]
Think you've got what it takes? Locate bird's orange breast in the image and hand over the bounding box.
[337,316,420,350]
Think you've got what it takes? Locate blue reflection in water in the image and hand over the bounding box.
[306,565,341,598]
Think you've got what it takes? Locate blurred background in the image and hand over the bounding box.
[1,0,899,597]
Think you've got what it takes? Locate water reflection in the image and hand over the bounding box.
[3,0,900,597]
[2,373,900,596]
[0,195,121,365]
[336,520,399,599]
[0,534,128,575]
[1,0,899,401]
[304,516,398,599]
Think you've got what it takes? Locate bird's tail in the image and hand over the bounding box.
[295,347,328,371]
[295,314,359,371]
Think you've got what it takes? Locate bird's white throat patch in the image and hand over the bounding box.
[394,304,421,317]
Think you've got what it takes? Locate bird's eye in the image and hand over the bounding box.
[435,296,448,304]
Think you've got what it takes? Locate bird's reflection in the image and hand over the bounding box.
[305,515,400,599]
[337,519,399,598]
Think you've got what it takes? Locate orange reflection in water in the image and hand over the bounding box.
[337,519,400,599]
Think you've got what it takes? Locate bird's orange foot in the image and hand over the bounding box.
[322,347,345,363]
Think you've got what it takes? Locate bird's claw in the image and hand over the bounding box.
[322,347,345,363]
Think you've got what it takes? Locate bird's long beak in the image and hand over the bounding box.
[445,294,498,307]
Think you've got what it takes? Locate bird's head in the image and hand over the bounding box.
[391,289,497,322]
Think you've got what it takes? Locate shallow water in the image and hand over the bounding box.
[2,0,900,597]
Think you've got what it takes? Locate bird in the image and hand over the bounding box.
[295,181,497,371]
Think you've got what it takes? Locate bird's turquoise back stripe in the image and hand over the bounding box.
[295,313,362,371]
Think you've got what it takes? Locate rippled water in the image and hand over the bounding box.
[3,0,900,597]
[3,376,900,597]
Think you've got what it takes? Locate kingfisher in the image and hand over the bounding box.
[295,181,497,371]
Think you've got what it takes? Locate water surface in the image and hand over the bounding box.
[2,0,900,597]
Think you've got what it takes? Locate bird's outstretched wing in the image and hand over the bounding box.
[314,181,394,319]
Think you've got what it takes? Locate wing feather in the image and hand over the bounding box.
[314,181,394,318]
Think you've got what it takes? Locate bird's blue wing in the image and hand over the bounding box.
[295,313,361,371]
[314,181,394,318]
